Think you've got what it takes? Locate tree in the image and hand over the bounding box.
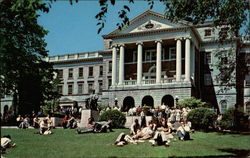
[0,0,59,115]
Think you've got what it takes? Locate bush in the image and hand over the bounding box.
[97,104,109,111]
[98,110,126,128]
[187,107,217,130]
[219,107,249,131]
[177,97,206,108]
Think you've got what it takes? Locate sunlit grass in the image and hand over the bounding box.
[1,128,250,158]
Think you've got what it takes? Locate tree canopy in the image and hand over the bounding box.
[0,0,59,115]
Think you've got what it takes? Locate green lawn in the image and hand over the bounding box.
[1,128,250,158]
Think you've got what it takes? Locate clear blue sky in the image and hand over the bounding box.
[38,1,165,56]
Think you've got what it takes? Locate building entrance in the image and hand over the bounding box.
[161,95,174,107]
[122,96,135,112]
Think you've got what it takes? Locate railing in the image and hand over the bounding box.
[124,80,137,85]
[143,79,156,85]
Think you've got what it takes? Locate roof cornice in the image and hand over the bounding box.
[103,26,191,39]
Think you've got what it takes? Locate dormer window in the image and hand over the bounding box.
[205,29,212,36]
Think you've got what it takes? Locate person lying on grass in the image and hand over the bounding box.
[1,135,16,154]
[132,120,156,140]
[76,117,113,134]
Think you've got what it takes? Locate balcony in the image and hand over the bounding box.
[111,76,191,90]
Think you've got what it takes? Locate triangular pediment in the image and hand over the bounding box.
[108,10,189,35]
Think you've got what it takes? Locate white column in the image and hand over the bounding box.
[176,38,182,82]
[184,37,191,82]
[111,45,117,86]
[118,44,125,85]
[190,43,195,77]
[156,40,162,84]
[137,42,143,84]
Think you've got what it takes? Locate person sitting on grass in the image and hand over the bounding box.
[62,115,70,129]
[39,118,52,135]
[130,119,141,135]
[1,135,16,154]
[33,116,40,129]
[150,119,174,146]
[19,115,30,129]
[132,120,156,140]
[177,122,190,141]
[66,114,78,129]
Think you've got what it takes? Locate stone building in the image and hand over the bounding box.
[1,10,250,115]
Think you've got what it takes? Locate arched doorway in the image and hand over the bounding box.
[142,95,154,107]
[161,95,174,107]
[122,96,135,112]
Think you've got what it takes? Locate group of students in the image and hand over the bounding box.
[76,117,113,134]
[115,117,193,147]
[16,114,53,135]
[61,114,78,129]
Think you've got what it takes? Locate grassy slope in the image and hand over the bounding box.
[1,128,250,158]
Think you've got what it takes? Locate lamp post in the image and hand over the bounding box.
[175,96,179,107]
[114,97,118,107]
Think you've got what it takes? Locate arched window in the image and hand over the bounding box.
[220,100,227,114]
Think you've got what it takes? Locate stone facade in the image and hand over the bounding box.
[1,10,250,115]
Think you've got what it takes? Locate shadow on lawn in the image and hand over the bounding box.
[167,148,250,158]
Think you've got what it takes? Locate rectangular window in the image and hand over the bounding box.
[68,68,73,79]
[169,47,176,59]
[78,67,83,78]
[58,85,63,95]
[58,69,63,79]
[99,82,103,92]
[151,51,156,61]
[78,83,83,94]
[204,52,211,64]
[108,61,112,72]
[245,75,250,86]
[145,51,151,61]
[205,29,212,36]
[108,79,112,87]
[204,74,212,86]
[99,66,103,76]
[68,84,73,95]
[89,67,93,77]
[88,82,94,93]
[133,51,137,62]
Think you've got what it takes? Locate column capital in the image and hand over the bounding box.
[175,37,183,41]
[111,44,119,48]
[136,41,143,46]
[155,39,162,43]
[119,43,125,47]
[183,36,192,40]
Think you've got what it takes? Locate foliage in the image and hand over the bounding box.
[97,103,109,111]
[187,107,217,130]
[177,97,206,108]
[218,107,249,130]
[0,0,59,115]
[80,0,250,35]
[99,110,126,128]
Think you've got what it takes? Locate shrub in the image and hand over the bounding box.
[97,104,109,111]
[177,97,206,108]
[98,110,126,128]
[187,107,217,130]
[219,107,248,131]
